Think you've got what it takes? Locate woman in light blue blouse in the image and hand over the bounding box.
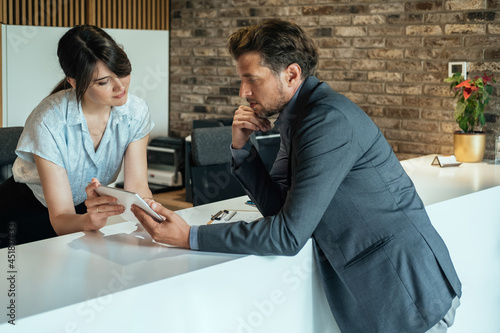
[0,25,154,246]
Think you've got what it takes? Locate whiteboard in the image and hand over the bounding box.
[1,25,169,137]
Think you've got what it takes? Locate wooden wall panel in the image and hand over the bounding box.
[0,0,169,30]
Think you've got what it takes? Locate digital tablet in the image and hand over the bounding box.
[94,185,164,223]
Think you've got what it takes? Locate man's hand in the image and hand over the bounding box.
[131,201,191,248]
[232,105,272,149]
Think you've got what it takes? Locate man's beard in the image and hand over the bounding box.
[255,86,287,119]
[258,108,281,119]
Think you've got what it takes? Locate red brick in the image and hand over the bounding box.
[334,26,367,37]
[404,73,443,83]
[386,37,422,48]
[333,71,368,81]
[302,6,335,16]
[425,13,465,24]
[384,107,420,119]
[369,3,405,14]
[353,15,386,25]
[386,84,422,95]
[317,38,351,48]
[406,25,442,35]
[424,37,463,47]
[488,24,500,34]
[445,24,486,35]
[344,93,367,104]
[446,0,485,11]
[368,72,402,82]
[368,26,405,36]
[352,37,385,48]
[352,60,386,71]
[367,49,404,59]
[319,59,350,70]
[367,95,403,105]
[403,96,442,108]
[421,109,455,121]
[405,1,444,12]
[351,82,383,93]
[387,61,421,71]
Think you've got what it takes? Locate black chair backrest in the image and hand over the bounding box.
[190,126,245,206]
[0,126,24,183]
[191,126,233,167]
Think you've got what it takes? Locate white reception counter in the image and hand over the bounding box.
[1,155,499,332]
[0,198,339,332]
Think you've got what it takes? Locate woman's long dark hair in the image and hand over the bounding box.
[51,25,132,102]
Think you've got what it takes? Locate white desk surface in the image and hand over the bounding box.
[400,155,500,205]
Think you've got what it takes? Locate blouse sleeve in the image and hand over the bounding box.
[130,98,155,142]
[16,108,65,169]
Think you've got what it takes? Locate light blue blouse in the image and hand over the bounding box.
[13,89,154,207]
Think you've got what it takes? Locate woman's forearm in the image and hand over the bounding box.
[50,212,92,236]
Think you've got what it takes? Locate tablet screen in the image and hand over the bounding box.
[94,186,163,223]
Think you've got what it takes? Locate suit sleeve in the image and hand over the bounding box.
[197,106,360,256]
[230,137,289,216]
[268,139,290,201]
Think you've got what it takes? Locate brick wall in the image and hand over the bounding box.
[169,0,500,160]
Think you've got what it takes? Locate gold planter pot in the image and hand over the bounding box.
[453,131,486,163]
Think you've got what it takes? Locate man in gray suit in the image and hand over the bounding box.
[133,19,461,332]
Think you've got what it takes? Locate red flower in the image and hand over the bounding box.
[482,74,493,84]
[455,79,479,101]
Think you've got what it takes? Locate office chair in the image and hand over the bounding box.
[0,126,23,184]
[189,126,246,206]
[0,126,23,247]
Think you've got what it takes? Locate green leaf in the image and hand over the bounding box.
[454,101,465,121]
[459,117,469,133]
[476,79,484,90]
[476,102,484,116]
[479,113,486,128]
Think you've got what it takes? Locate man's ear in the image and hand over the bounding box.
[66,77,76,89]
[284,63,302,86]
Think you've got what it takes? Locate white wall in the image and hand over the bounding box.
[1,25,169,137]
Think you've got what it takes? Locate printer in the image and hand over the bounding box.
[147,137,184,190]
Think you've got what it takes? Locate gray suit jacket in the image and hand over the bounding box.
[197,76,461,332]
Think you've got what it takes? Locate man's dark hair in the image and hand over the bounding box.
[228,19,318,79]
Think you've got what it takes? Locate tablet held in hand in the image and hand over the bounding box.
[95,185,163,223]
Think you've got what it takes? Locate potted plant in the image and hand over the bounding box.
[444,72,496,162]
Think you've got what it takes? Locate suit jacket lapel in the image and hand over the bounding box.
[285,76,324,187]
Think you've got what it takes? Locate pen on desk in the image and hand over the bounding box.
[207,210,225,225]
[224,210,237,221]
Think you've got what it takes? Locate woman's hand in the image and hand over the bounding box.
[84,178,125,231]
